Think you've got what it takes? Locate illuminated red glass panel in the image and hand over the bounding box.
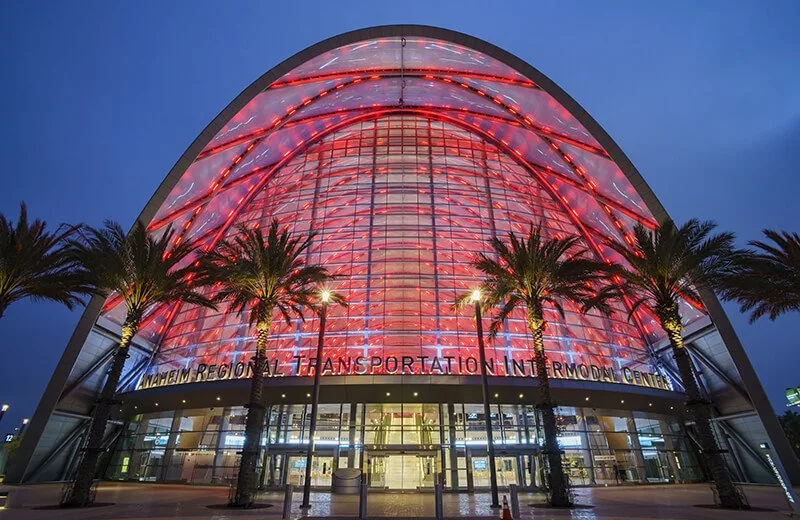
[146,116,655,379]
[96,36,707,389]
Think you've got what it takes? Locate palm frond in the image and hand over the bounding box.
[69,221,215,325]
[718,229,800,322]
[597,219,736,325]
[0,202,89,317]
[199,219,339,330]
[488,294,521,339]
[466,225,608,332]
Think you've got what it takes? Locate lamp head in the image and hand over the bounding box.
[470,289,482,303]
[320,290,331,303]
[22,418,29,425]
[1,404,8,412]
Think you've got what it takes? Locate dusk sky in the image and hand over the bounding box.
[1,1,799,431]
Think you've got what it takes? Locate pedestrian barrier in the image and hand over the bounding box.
[282,484,293,519]
[359,478,368,520]
[434,473,444,519]
[509,484,520,519]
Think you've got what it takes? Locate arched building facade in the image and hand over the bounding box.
[8,25,798,491]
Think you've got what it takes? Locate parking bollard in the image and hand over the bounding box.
[359,479,368,520]
[509,484,520,519]
[282,484,293,519]
[434,480,443,520]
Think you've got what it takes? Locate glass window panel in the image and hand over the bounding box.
[137,114,667,377]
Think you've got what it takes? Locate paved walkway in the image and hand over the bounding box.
[0,482,795,519]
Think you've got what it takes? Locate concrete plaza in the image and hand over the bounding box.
[0,482,795,519]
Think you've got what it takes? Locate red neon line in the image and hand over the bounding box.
[175,70,614,249]
[270,67,537,89]
[148,109,655,353]
[155,135,651,234]
[198,73,605,162]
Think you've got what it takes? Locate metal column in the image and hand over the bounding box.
[159,411,183,482]
[347,403,358,468]
[447,403,459,489]
[212,407,232,484]
[578,409,596,485]
[625,413,647,483]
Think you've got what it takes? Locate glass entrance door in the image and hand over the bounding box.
[367,452,439,490]
[468,451,534,490]
[471,456,491,488]
[496,457,519,486]
[416,454,437,489]
[285,455,335,487]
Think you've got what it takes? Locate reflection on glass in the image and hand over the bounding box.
[105,404,701,489]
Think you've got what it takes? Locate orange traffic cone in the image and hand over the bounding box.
[502,495,513,520]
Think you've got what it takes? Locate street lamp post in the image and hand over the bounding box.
[472,290,500,509]
[0,404,8,426]
[301,290,330,509]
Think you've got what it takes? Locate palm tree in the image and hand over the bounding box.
[718,229,800,322]
[778,410,800,459]
[458,226,611,507]
[199,220,336,507]
[594,219,746,508]
[0,203,87,319]
[63,221,214,507]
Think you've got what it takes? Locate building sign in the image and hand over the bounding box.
[759,442,800,514]
[137,354,671,392]
[593,455,617,462]
[786,387,800,407]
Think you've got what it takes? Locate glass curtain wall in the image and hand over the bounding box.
[106,404,701,488]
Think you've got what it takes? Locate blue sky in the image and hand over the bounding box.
[1,1,799,431]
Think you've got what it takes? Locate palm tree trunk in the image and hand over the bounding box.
[64,320,138,507]
[661,314,745,508]
[233,323,270,507]
[529,311,571,507]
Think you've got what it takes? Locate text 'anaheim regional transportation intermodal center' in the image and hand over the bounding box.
[9,25,799,492]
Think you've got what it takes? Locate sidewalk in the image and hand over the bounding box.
[0,481,794,519]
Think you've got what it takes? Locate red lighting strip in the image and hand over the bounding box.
[542,135,648,239]
[150,118,650,235]
[440,114,657,345]
[160,109,653,350]
[534,134,666,326]
[137,55,673,347]
[168,70,620,247]
[147,113,658,378]
[197,72,606,161]
[269,67,537,90]
[157,75,397,244]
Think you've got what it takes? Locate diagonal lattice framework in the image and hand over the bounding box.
[92,36,707,388]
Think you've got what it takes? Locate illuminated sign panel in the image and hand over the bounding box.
[136,355,671,391]
[786,387,800,407]
[759,442,800,514]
